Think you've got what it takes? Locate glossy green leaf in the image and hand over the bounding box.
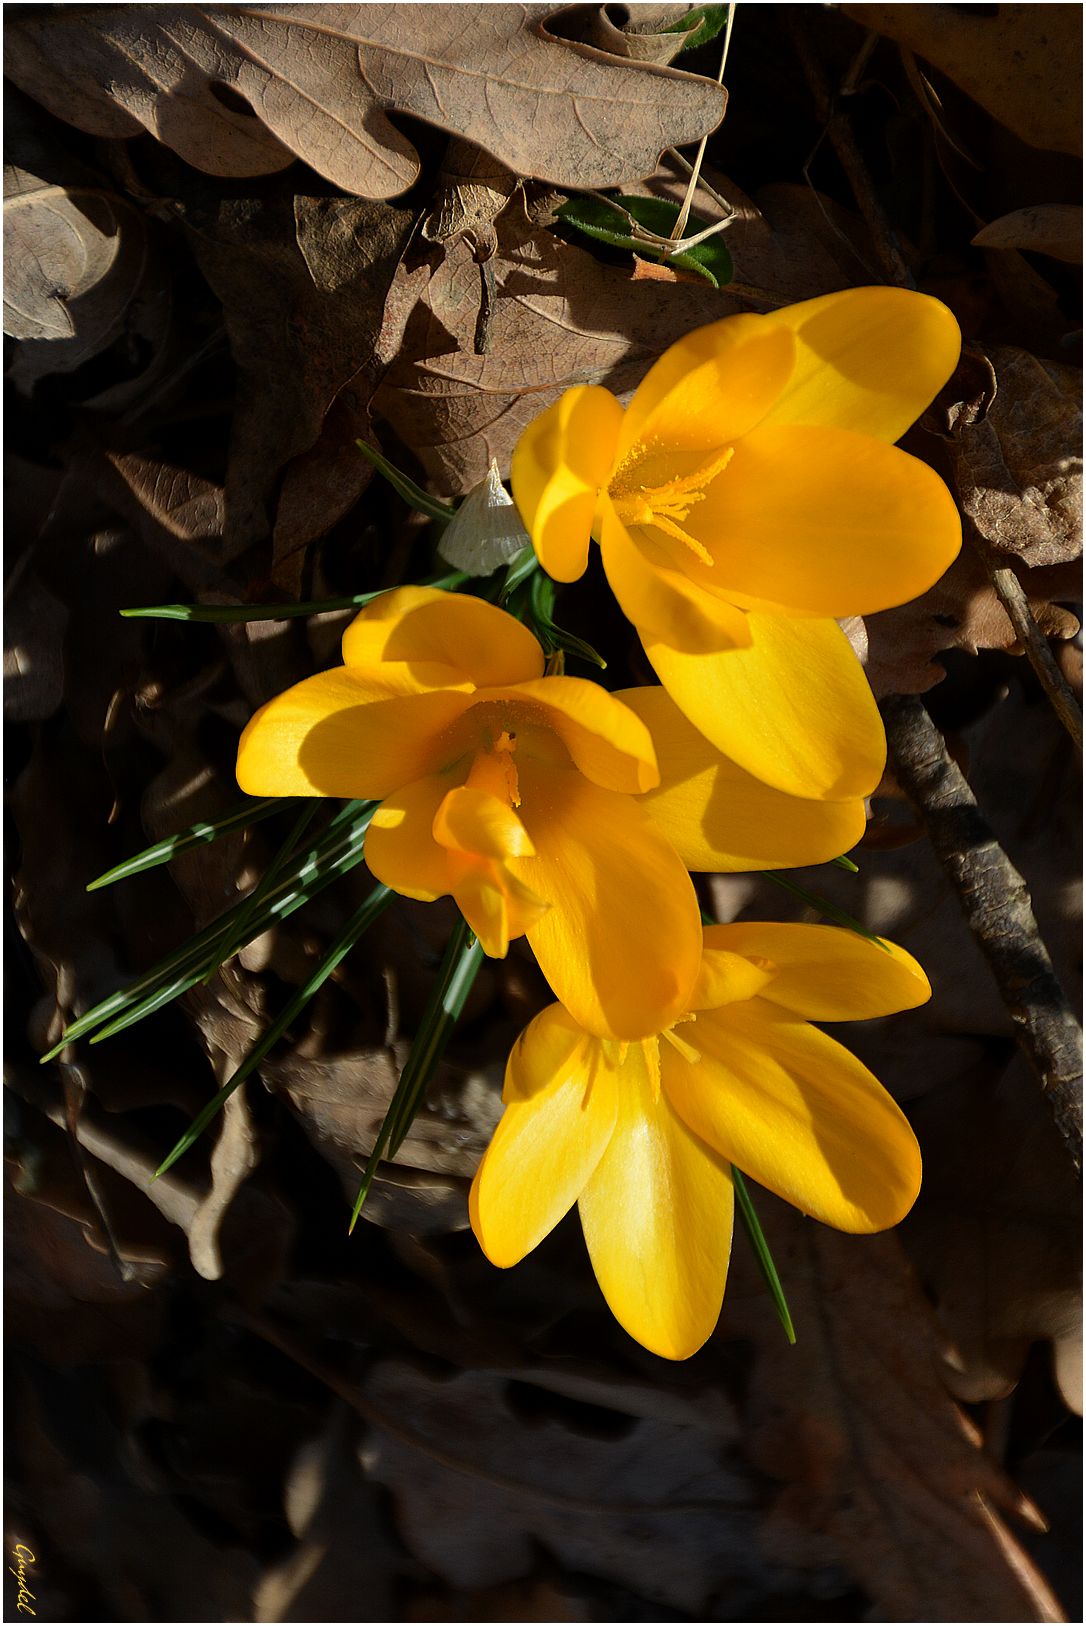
[555,194,733,288]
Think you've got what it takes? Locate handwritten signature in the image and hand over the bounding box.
[9,1544,37,1616]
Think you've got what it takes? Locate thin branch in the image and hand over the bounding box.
[882,695,1082,1173]
[976,555,1083,750]
[668,2,736,244]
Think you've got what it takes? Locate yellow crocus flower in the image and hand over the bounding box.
[511,286,963,802]
[470,922,930,1359]
[236,585,704,1040]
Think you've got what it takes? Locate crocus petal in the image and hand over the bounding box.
[342,585,544,688]
[664,997,922,1232]
[364,774,458,899]
[449,863,549,959]
[618,686,866,870]
[433,785,535,859]
[237,677,473,800]
[646,616,886,801]
[616,314,794,457]
[702,922,931,1020]
[598,496,753,655]
[512,765,702,1040]
[498,676,659,794]
[689,948,775,1010]
[470,1006,618,1265]
[690,425,962,617]
[510,385,624,582]
[758,286,961,443]
[578,1043,734,1360]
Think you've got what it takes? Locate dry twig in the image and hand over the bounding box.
[883,695,1082,1173]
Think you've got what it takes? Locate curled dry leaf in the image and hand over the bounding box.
[725,1210,1063,1623]
[5,4,727,201]
[587,3,704,65]
[3,166,148,376]
[973,205,1084,265]
[840,3,1083,156]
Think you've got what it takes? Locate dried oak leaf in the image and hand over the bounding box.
[362,1359,757,1615]
[840,3,1082,156]
[725,1207,1063,1623]
[973,205,1084,266]
[5,5,727,201]
[946,346,1083,570]
[3,166,149,380]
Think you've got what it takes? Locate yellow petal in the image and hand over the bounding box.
[618,686,867,870]
[664,997,922,1232]
[237,676,472,800]
[690,947,775,1010]
[501,675,658,794]
[759,286,961,443]
[646,616,886,801]
[342,585,543,689]
[470,1007,618,1265]
[702,922,931,1020]
[364,774,457,899]
[690,425,962,617]
[449,863,549,959]
[616,313,794,457]
[578,1041,734,1359]
[598,496,753,655]
[510,386,624,582]
[512,764,702,1040]
[433,785,535,859]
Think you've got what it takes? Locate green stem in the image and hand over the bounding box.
[732,1167,796,1344]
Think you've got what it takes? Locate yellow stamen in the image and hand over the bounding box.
[609,444,734,568]
[640,1036,662,1102]
[662,1025,702,1066]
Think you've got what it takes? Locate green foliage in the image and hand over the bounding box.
[555,194,733,288]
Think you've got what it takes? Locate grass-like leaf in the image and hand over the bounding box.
[41,802,377,1061]
[86,797,292,891]
[762,871,889,950]
[356,439,458,522]
[525,570,607,669]
[119,570,469,624]
[154,882,394,1178]
[732,1167,797,1344]
[349,915,485,1231]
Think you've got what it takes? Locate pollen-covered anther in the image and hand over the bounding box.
[609,446,735,567]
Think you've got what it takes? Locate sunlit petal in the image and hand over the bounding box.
[470,1008,618,1264]
[616,315,794,457]
[237,677,472,800]
[664,997,922,1232]
[618,686,866,869]
[512,765,702,1040]
[646,616,886,801]
[500,675,658,794]
[364,773,457,899]
[759,286,961,442]
[690,425,962,616]
[342,585,544,688]
[579,1043,734,1360]
[598,496,752,655]
[510,385,624,581]
[702,922,931,1020]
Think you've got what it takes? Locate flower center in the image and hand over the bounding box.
[608,442,735,566]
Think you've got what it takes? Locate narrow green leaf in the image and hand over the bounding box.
[526,570,607,669]
[732,1167,796,1345]
[86,797,291,891]
[154,883,394,1178]
[42,803,377,1060]
[665,3,730,52]
[209,801,319,981]
[499,545,540,603]
[355,440,458,523]
[119,571,469,624]
[762,871,890,951]
[349,916,485,1230]
[832,854,860,874]
[555,195,734,289]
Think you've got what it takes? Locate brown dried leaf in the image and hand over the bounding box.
[6,5,727,201]
[947,346,1083,569]
[363,1359,750,1614]
[973,205,1084,265]
[587,4,702,65]
[841,3,1083,156]
[3,168,148,380]
[726,1210,1063,1622]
